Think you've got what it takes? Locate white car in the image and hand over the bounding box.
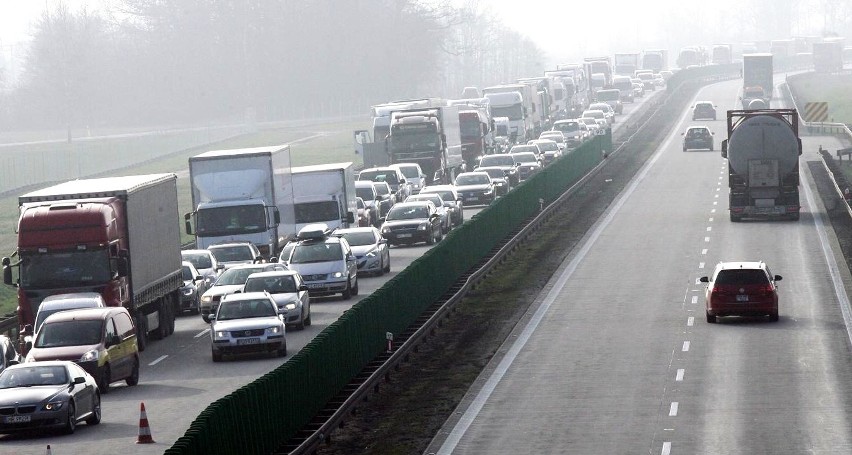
[242,270,311,330]
[389,163,427,195]
[210,292,286,362]
[286,223,359,300]
[200,262,288,322]
[588,104,615,124]
[582,110,609,129]
[537,131,566,150]
[579,117,604,136]
[335,226,392,276]
[181,249,224,294]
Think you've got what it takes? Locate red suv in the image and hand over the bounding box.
[700,261,782,323]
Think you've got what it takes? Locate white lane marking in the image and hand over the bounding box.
[676,369,685,381]
[704,236,710,242]
[714,194,719,198]
[682,341,690,352]
[691,296,698,304]
[711,209,716,213]
[669,402,679,416]
[149,355,168,366]
[706,226,712,231]
[699,262,705,269]
[434,92,691,455]
[701,249,708,255]
[662,441,672,455]
[195,328,210,338]
[713,201,718,205]
[708,217,714,222]
[716,187,720,192]
[687,317,694,327]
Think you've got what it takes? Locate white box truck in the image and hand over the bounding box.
[184,145,295,257]
[292,162,357,233]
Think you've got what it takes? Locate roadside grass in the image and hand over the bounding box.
[0,118,367,316]
[787,73,852,123]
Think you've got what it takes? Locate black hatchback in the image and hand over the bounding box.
[682,126,714,151]
[692,101,717,120]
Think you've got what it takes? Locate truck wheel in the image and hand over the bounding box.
[98,365,111,394]
[212,348,223,362]
[126,357,140,386]
[383,256,391,274]
[136,317,148,352]
[156,308,168,340]
[768,312,779,322]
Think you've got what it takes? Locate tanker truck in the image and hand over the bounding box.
[721,109,801,221]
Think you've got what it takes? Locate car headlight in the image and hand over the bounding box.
[214,330,228,339]
[266,326,281,334]
[332,271,344,278]
[382,226,391,234]
[182,287,195,296]
[80,349,99,362]
[201,295,212,304]
[284,302,297,311]
[44,401,65,411]
[418,222,430,231]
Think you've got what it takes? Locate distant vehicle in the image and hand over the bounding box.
[291,162,357,233]
[477,154,520,186]
[355,180,381,226]
[589,103,616,124]
[579,117,604,136]
[371,181,396,220]
[199,262,288,322]
[682,126,714,151]
[207,241,263,270]
[454,171,496,205]
[407,193,452,233]
[461,86,481,98]
[34,293,106,335]
[210,292,286,362]
[0,361,101,434]
[741,54,773,108]
[594,89,623,114]
[180,261,204,315]
[286,224,359,299]
[335,227,391,276]
[389,163,427,195]
[637,72,656,90]
[181,249,224,294]
[242,270,310,329]
[358,167,411,204]
[380,201,444,246]
[509,144,541,160]
[511,152,543,181]
[538,131,567,150]
[659,70,674,80]
[0,336,22,375]
[356,197,373,227]
[475,166,511,196]
[419,185,465,227]
[612,75,635,103]
[581,110,609,129]
[692,101,717,120]
[632,82,645,98]
[528,139,562,165]
[552,119,586,146]
[700,261,781,323]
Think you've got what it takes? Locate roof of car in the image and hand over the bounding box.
[393,200,435,208]
[42,306,127,324]
[221,291,274,303]
[182,249,214,256]
[227,262,285,271]
[456,171,490,178]
[209,241,255,249]
[335,226,380,234]
[420,185,457,193]
[245,270,299,279]
[715,261,767,271]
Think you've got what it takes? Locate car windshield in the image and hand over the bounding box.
[243,276,297,294]
[373,184,390,196]
[715,269,769,285]
[339,231,377,246]
[540,135,563,143]
[456,174,490,185]
[422,190,456,203]
[20,249,111,289]
[182,265,196,281]
[290,242,343,263]
[535,142,558,151]
[584,111,604,119]
[209,245,254,263]
[182,252,213,269]
[580,118,597,126]
[554,122,579,133]
[396,165,420,178]
[480,155,514,167]
[410,195,443,206]
[359,170,398,184]
[216,299,276,320]
[0,366,68,388]
[387,205,430,220]
[481,169,505,179]
[510,146,536,154]
[35,320,102,348]
[356,187,375,200]
[687,129,709,138]
[214,267,270,286]
[513,153,538,163]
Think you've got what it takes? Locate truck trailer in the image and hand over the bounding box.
[642,49,668,72]
[741,54,773,108]
[2,174,183,352]
[614,53,640,75]
[184,145,295,257]
[387,105,464,184]
[292,162,357,233]
[722,109,801,221]
[483,84,539,141]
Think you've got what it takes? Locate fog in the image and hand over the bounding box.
[0,0,850,133]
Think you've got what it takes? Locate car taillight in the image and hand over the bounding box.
[710,287,728,304]
[760,284,775,297]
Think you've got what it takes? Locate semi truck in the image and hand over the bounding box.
[482,84,539,141]
[546,66,590,118]
[741,53,773,108]
[712,44,733,64]
[721,109,801,221]
[642,49,668,72]
[614,53,640,75]
[387,105,464,184]
[184,145,295,257]
[2,174,183,352]
[292,162,357,233]
[583,57,613,88]
[447,98,494,165]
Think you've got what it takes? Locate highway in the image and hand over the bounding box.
[0,90,659,454]
[426,76,852,454]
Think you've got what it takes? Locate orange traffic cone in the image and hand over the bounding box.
[45,445,52,455]
[136,402,155,444]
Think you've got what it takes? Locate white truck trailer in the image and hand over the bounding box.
[292,162,357,233]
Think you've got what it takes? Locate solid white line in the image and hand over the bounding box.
[434,91,696,455]
[687,317,694,327]
[662,442,672,455]
[149,355,168,366]
[669,402,679,416]
[699,262,705,269]
[194,328,210,338]
[691,296,698,304]
[682,341,690,352]
[676,369,685,381]
[701,248,708,255]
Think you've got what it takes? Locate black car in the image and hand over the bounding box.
[419,185,465,227]
[180,261,204,314]
[477,154,520,186]
[454,171,495,205]
[475,166,511,196]
[692,101,717,120]
[380,201,443,246]
[682,126,714,151]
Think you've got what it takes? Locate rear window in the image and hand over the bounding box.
[715,269,769,285]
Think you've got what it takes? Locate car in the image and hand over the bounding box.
[631,80,645,98]
[358,166,410,203]
[371,181,396,220]
[407,193,452,233]
[454,171,495,205]
[419,185,465,227]
[538,131,567,150]
[389,163,427,195]
[612,75,635,103]
[199,262,288,322]
[700,261,782,323]
[207,241,264,270]
[511,151,543,181]
[682,126,714,151]
[528,139,562,165]
[477,154,520,186]
[355,180,381,226]
[33,293,106,335]
[660,70,674,81]
[509,144,542,161]
[242,270,311,329]
[286,223,359,299]
[180,261,204,314]
[356,197,372,227]
[475,166,511,196]
[335,227,391,276]
[380,201,444,246]
[692,101,717,120]
[653,73,665,87]
[579,117,604,136]
[27,307,140,393]
[593,90,623,115]
[0,335,22,375]
[210,292,286,362]
[588,104,615,125]
[181,249,225,293]
[581,109,609,129]
[637,72,656,90]
[552,119,587,146]
[0,361,101,434]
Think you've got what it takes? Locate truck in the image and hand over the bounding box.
[482,84,540,141]
[517,77,556,128]
[722,109,801,221]
[677,46,707,68]
[741,53,773,108]
[712,44,733,64]
[292,162,357,233]
[448,98,494,165]
[2,174,183,352]
[642,49,668,73]
[387,105,464,184]
[614,53,640,75]
[583,57,613,88]
[547,66,590,118]
[813,40,843,73]
[184,145,295,257]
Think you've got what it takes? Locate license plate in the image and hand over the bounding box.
[237,338,260,345]
[307,283,325,289]
[398,233,412,238]
[5,415,30,423]
[468,196,479,201]
[736,295,749,302]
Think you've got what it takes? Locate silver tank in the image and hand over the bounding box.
[727,114,798,177]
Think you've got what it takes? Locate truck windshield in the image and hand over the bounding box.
[20,249,111,288]
[391,131,440,152]
[460,119,481,137]
[295,201,341,224]
[490,105,523,120]
[196,205,267,237]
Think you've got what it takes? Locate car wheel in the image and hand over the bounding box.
[191,297,201,315]
[98,365,111,394]
[304,303,312,327]
[63,401,77,434]
[730,213,742,222]
[342,280,353,300]
[769,312,779,322]
[351,276,359,296]
[295,308,305,330]
[426,230,435,245]
[86,393,101,425]
[436,228,443,242]
[212,347,223,362]
[706,312,717,323]
[276,341,287,357]
[383,255,391,274]
[136,317,148,352]
[126,357,140,386]
[201,313,210,323]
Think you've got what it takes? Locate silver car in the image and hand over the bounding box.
[181,249,224,293]
[210,292,286,362]
[335,227,391,276]
[242,270,310,329]
[419,185,465,227]
[200,262,288,322]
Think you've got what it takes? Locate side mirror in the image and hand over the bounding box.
[7,360,18,367]
[73,376,85,385]
[299,284,309,292]
[107,334,121,347]
[216,264,225,271]
[22,324,33,337]
[2,257,13,287]
[699,276,709,283]
[25,340,33,352]
[208,314,216,321]
[269,256,278,263]
[774,275,783,281]
[184,213,194,235]
[195,275,203,281]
